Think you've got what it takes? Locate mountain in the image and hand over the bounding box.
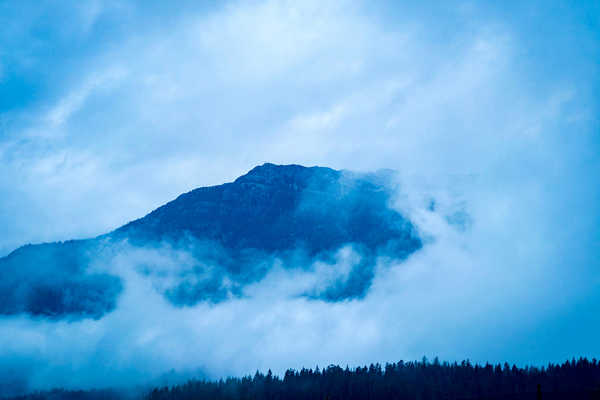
[0,163,422,320]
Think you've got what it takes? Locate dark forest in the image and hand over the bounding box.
[6,357,600,400]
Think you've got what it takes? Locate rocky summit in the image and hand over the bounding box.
[0,164,422,320]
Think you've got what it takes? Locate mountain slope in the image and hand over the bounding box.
[115,163,417,255]
[0,163,421,320]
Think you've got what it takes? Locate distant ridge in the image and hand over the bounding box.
[0,164,421,319]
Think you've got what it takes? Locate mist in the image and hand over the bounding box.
[1,167,598,394]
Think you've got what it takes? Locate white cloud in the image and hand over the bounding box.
[44,67,128,132]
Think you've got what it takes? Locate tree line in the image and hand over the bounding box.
[146,357,600,400]
[6,357,600,400]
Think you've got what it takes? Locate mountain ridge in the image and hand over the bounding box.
[0,163,422,320]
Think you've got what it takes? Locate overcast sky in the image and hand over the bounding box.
[0,0,597,254]
[0,0,599,392]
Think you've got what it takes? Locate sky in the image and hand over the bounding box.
[0,0,599,393]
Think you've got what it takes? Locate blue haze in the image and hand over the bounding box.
[0,0,598,394]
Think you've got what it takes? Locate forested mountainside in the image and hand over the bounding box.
[0,164,421,320]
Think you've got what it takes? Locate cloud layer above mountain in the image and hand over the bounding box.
[0,0,598,395]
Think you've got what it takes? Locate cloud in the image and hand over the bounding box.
[0,162,597,394]
[1,0,595,253]
[43,67,127,131]
[0,0,598,395]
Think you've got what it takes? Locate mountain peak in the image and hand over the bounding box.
[234,163,339,186]
[0,163,422,320]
